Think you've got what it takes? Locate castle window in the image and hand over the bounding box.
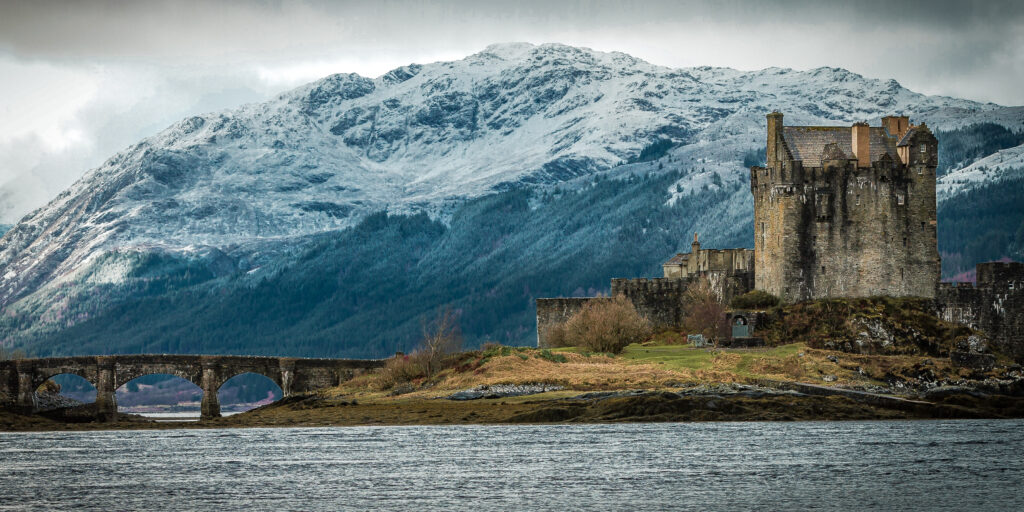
[901,268,904,280]
[919,143,927,153]
[903,237,908,247]
[821,265,825,274]
[921,221,925,230]
[897,193,905,205]
[855,194,860,206]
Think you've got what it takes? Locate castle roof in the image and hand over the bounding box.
[782,126,899,167]
[896,126,919,147]
[665,253,689,265]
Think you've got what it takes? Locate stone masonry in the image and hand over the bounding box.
[936,262,1024,362]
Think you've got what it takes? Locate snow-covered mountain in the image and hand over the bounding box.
[938,144,1024,199]
[1,43,1022,355]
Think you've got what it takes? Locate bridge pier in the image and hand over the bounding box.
[16,371,36,410]
[94,362,118,422]
[280,363,295,398]
[200,364,221,421]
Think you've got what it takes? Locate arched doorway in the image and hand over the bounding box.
[218,372,283,414]
[732,315,750,338]
[116,374,203,420]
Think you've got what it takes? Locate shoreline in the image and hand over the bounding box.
[5,383,1023,432]
[6,341,1023,432]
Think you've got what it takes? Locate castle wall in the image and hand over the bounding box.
[536,273,754,346]
[611,273,753,329]
[663,247,754,279]
[611,278,690,329]
[936,262,1024,362]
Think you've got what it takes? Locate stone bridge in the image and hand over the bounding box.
[0,354,386,421]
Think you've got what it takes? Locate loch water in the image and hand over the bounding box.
[1,420,1022,511]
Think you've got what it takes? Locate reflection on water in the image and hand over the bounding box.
[1,420,1022,511]
[131,411,241,422]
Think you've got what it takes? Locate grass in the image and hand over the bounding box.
[329,331,988,405]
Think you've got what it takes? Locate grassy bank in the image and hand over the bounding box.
[6,340,1020,431]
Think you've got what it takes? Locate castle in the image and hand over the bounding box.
[536,112,1023,361]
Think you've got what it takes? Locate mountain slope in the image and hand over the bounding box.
[1,43,1022,355]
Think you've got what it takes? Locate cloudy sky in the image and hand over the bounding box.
[1,0,1022,222]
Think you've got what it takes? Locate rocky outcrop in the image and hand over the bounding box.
[446,383,564,400]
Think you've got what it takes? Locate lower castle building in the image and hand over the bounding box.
[662,233,753,280]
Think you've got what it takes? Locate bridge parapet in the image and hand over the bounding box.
[0,354,386,421]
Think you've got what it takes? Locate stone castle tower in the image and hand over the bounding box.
[750,112,941,303]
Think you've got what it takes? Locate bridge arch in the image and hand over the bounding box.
[217,372,283,413]
[116,366,202,390]
[35,373,97,406]
[116,373,204,416]
[31,369,97,392]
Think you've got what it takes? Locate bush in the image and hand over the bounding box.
[38,379,61,394]
[0,347,28,360]
[730,290,781,310]
[373,352,431,390]
[544,296,652,354]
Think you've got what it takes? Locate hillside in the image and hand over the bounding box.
[1,43,1022,357]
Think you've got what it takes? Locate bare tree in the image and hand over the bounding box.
[418,307,463,378]
[683,277,729,348]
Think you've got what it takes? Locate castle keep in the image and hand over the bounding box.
[751,113,940,303]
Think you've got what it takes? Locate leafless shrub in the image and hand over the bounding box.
[372,307,464,390]
[418,307,463,378]
[683,277,729,347]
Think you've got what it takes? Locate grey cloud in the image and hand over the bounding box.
[0,0,1022,221]
[2,1,1021,59]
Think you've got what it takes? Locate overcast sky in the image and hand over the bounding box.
[1,0,1022,221]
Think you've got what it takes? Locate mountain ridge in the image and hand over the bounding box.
[1,42,1022,355]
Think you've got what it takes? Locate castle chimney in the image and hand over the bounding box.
[692,232,700,254]
[766,111,783,165]
[881,115,910,138]
[851,122,870,168]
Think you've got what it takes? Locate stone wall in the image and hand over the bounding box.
[536,272,755,346]
[611,278,691,329]
[936,262,1024,362]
